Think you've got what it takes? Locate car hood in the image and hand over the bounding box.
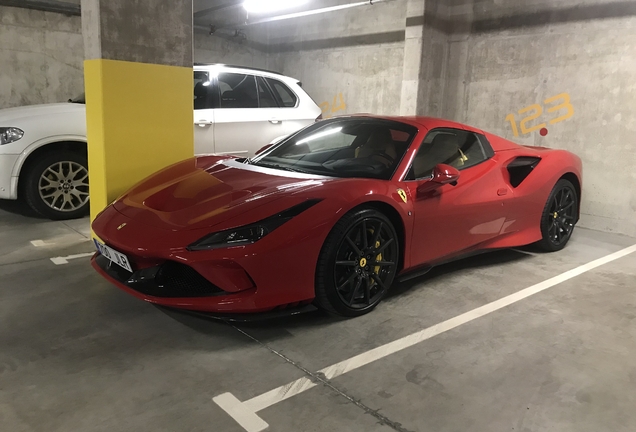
[0,103,86,122]
[114,157,332,231]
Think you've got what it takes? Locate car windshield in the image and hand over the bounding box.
[250,118,418,180]
[69,93,85,104]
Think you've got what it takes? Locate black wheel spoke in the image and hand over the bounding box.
[371,273,387,290]
[337,271,358,291]
[345,236,363,256]
[349,277,363,306]
[372,221,383,247]
[372,261,395,267]
[361,220,368,249]
[364,278,371,304]
[336,261,358,267]
[560,201,574,212]
[376,238,394,254]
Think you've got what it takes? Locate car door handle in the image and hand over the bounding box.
[196,120,213,127]
[497,188,508,196]
[269,119,282,124]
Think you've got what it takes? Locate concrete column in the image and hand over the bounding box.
[400,0,450,117]
[81,0,194,220]
[399,0,426,116]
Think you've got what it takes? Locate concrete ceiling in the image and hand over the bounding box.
[0,0,363,32]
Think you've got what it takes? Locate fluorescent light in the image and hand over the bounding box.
[297,127,342,145]
[243,0,309,14]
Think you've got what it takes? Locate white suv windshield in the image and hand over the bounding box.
[251,118,418,180]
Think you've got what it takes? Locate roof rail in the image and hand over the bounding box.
[193,63,284,76]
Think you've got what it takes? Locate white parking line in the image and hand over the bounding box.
[50,252,95,265]
[31,240,50,247]
[213,243,636,432]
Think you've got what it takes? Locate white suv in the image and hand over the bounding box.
[0,64,322,220]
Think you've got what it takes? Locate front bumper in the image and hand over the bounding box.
[91,204,327,314]
[92,254,317,320]
[0,154,19,199]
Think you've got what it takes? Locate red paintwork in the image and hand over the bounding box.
[91,116,583,314]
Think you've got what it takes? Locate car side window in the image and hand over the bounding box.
[193,71,213,110]
[408,128,490,180]
[256,76,279,108]
[265,78,297,107]
[217,73,258,109]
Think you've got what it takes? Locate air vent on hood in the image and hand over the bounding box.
[507,157,541,188]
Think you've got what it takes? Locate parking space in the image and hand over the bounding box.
[2,0,636,430]
[1,202,634,431]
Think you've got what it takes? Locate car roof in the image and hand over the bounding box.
[339,114,485,134]
[194,63,298,82]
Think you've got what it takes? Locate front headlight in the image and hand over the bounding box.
[0,127,24,145]
[188,199,321,251]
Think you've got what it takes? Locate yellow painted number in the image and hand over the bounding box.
[331,93,347,114]
[319,101,331,119]
[544,93,574,125]
[505,92,574,136]
[518,104,547,135]
[505,113,520,137]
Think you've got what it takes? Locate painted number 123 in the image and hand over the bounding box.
[505,93,574,137]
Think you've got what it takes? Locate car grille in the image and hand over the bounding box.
[153,261,224,297]
[96,255,225,298]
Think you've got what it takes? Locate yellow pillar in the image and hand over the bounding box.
[80,0,194,221]
[84,59,193,219]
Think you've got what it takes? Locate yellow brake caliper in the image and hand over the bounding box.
[374,240,382,275]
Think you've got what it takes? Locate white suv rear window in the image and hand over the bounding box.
[265,78,298,108]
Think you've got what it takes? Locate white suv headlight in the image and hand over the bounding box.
[0,127,24,145]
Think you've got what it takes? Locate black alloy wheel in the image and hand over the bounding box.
[315,208,399,317]
[537,178,578,251]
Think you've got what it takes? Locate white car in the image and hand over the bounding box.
[0,64,322,220]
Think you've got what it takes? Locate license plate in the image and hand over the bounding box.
[94,239,133,273]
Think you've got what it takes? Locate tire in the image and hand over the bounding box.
[23,150,90,220]
[315,208,399,317]
[536,178,578,252]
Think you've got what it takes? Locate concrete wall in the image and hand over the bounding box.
[0,5,271,109]
[194,29,272,70]
[0,6,84,108]
[267,0,407,118]
[440,0,636,236]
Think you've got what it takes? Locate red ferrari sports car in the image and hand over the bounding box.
[91,115,582,317]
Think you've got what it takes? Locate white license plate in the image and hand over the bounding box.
[94,240,133,273]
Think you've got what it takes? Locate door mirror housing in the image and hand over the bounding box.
[416,164,460,195]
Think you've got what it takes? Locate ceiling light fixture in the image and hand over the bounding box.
[243,0,310,14]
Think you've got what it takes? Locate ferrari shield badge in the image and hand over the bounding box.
[397,189,408,203]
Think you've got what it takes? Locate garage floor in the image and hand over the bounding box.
[1,201,635,432]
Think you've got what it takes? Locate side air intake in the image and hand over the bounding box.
[507,157,541,188]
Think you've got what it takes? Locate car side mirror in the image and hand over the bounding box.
[416,164,460,195]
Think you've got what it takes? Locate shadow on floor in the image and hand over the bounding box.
[386,248,533,299]
[0,198,42,219]
[160,248,534,340]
